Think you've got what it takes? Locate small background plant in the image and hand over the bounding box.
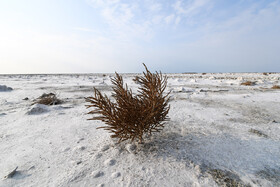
[272,85,280,89]
[240,81,256,86]
[85,64,170,143]
[32,93,62,105]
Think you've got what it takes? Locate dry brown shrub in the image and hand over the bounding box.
[263,72,268,76]
[240,81,256,86]
[271,85,280,89]
[33,93,62,105]
[85,64,170,143]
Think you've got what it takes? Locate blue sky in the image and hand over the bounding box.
[0,0,280,73]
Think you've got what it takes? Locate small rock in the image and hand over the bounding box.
[94,153,102,159]
[97,184,105,187]
[111,148,121,156]
[0,85,13,92]
[4,166,18,179]
[0,113,7,117]
[125,144,136,154]
[28,166,35,170]
[100,145,110,152]
[23,97,29,100]
[77,137,85,143]
[77,161,82,165]
[91,170,104,178]
[63,147,71,152]
[104,159,116,166]
[111,172,121,178]
[75,146,86,151]
[26,104,49,115]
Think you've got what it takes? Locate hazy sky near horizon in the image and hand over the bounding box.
[0,0,280,73]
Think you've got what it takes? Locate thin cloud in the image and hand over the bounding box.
[165,14,175,24]
[175,16,181,25]
[1,0,280,73]
[173,0,210,15]
[87,0,177,40]
[149,3,162,12]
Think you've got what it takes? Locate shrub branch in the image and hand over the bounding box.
[85,64,170,143]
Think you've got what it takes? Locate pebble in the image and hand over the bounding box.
[91,170,104,178]
[94,153,103,159]
[77,137,85,143]
[104,159,116,166]
[100,145,110,152]
[111,172,121,178]
[63,147,71,152]
[125,144,136,154]
[28,166,35,170]
[76,146,86,151]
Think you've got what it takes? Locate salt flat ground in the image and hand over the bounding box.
[0,73,280,187]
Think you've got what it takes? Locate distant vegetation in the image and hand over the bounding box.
[32,93,62,105]
[272,85,280,89]
[241,81,256,86]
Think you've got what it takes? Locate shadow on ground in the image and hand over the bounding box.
[137,123,280,186]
